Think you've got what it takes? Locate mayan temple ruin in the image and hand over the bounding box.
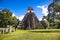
[18,7,42,30]
[17,0,60,29]
[21,7,41,30]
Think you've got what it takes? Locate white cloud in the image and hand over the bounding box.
[39,18,42,21]
[12,13,16,17]
[12,13,24,21]
[37,5,48,16]
[17,15,24,21]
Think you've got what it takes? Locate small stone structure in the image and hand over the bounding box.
[0,25,15,34]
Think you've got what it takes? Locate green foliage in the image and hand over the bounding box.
[56,22,60,29]
[41,21,47,29]
[54,4,60,12]
[0,9,18,28]
[46,0,60,29]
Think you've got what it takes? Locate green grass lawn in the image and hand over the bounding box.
[0,29,60,40]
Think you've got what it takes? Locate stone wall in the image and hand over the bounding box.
[0,26,15,34]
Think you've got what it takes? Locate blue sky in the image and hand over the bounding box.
[0,0,53,21]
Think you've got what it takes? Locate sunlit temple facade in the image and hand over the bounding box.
[21,7,42,30]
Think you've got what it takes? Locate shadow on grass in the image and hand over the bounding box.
[29,31,60,33]
[57,36,60,40]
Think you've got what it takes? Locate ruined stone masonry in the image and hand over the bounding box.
[18,7,42,30]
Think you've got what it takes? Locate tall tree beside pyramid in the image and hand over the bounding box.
[47,0,60,29]
[0,9,18,28]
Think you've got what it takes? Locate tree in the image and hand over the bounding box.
[0,11,4,27]
[12,16,18,29]
[1,9,13,27]
[46,0,60,29]
[0,8,18,28]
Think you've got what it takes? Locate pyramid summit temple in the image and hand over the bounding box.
[18,7,42,30]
